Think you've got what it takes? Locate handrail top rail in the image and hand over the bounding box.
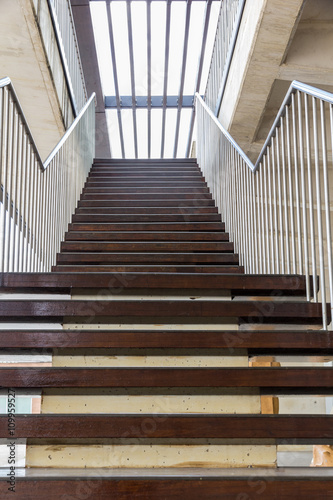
[0,77,95,171]
[195,92,255,172]
[197,80,333,172]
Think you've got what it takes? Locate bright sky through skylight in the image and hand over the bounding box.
[90,1,220,158]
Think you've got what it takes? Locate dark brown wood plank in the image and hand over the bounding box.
[82,188,210,195]
[0,367,332,388]
[68,222,225,231]
[75,207,218,214]
[55,253,239,264]
[0,477,332,500]
[1,414,333,440]
[0,299,326,322]
[59,242,233,253]
[52,265,244,273]
[80,193,213,201]
[78,200,216,207]
[71,214,221,223]
[0,329,330,350]
[0,273,309,294]
[65,231,228,242]
[85,179,206,185]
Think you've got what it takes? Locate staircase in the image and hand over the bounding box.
[0,158,332,498]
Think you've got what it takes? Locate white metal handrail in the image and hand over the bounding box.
[196,81,333,329]
[47,0,87,115]
[0,77,95,273]
[204,0,245,115]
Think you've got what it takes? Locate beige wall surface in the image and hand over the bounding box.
[0,0,66,161]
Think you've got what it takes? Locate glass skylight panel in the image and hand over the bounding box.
[90,2,115,95]
[122,108,136,158]
[183,1,205,95]
[110,1,132,94]
[151,109,163,158]
[178,108,192,157]
[151,2,166,96]
[136,109,148,158]
[106,109,122,157]
[167,1,186,95]
[200,1,220,94]
[89,0,220,158]
[132,2,148,96]
[163,108,177,158]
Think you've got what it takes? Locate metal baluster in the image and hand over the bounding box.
[276,123,284,274]
[297,91,310,300]
[291,92,303,274]
[312,96,327,328]
[281,115,291,274]
[304,94,318,302]
[267,148,274,273]
[271,136,279,274]
[286,105,297,274]
[4,98,15,272]
[321,100,333,329]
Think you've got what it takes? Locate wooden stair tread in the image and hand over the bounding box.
[0,273,310,294]
[0,476,331,499]
[65,231,229,241]
[1,414,333,440]
[71,214,222,223]
[1,366,332,388]
[75,207,218,214]
[82,187,210,193]
[81,193,213,200]
[0,299,326,323]
[0,329,331,350]
[78,200,216,207]
[55,253,239,264]
[60,242,233,252]
[68,222,225,231]
[52,265,245,273]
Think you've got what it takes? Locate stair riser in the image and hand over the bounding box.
[71,215,222,223]
[64,232,229,242]
[60,242,234,252]
[56,254,238,264]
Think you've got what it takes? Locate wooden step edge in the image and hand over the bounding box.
[1,414,333,440]
[0,472,332,499]
[0,329,330,349]
[0,273,309,294]
[0,299,327,323]
[51,265,245,274]
[0,367,332,389]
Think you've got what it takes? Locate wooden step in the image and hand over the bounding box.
[0,329,330,350]
[85,180,207,187]
[1,414,332,441]
[52,265,244,273]
[71,214,222,223]
[75,207,218,215]
[1,366,332,389]
[68,222,225,231]
[0,299,326,323]
[65,231,229,242]
[0,273,308,294]
[78,199,216,207]
[56,253,238,264]
[81,187,210,194]
[60,242,233,253]
[80,193,213,201]
[1,471,331,500]
[88,172,204,178]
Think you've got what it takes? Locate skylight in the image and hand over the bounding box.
[90,0,220,159]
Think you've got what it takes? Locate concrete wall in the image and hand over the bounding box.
[0,0,72,161]
[219,0,333,161]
